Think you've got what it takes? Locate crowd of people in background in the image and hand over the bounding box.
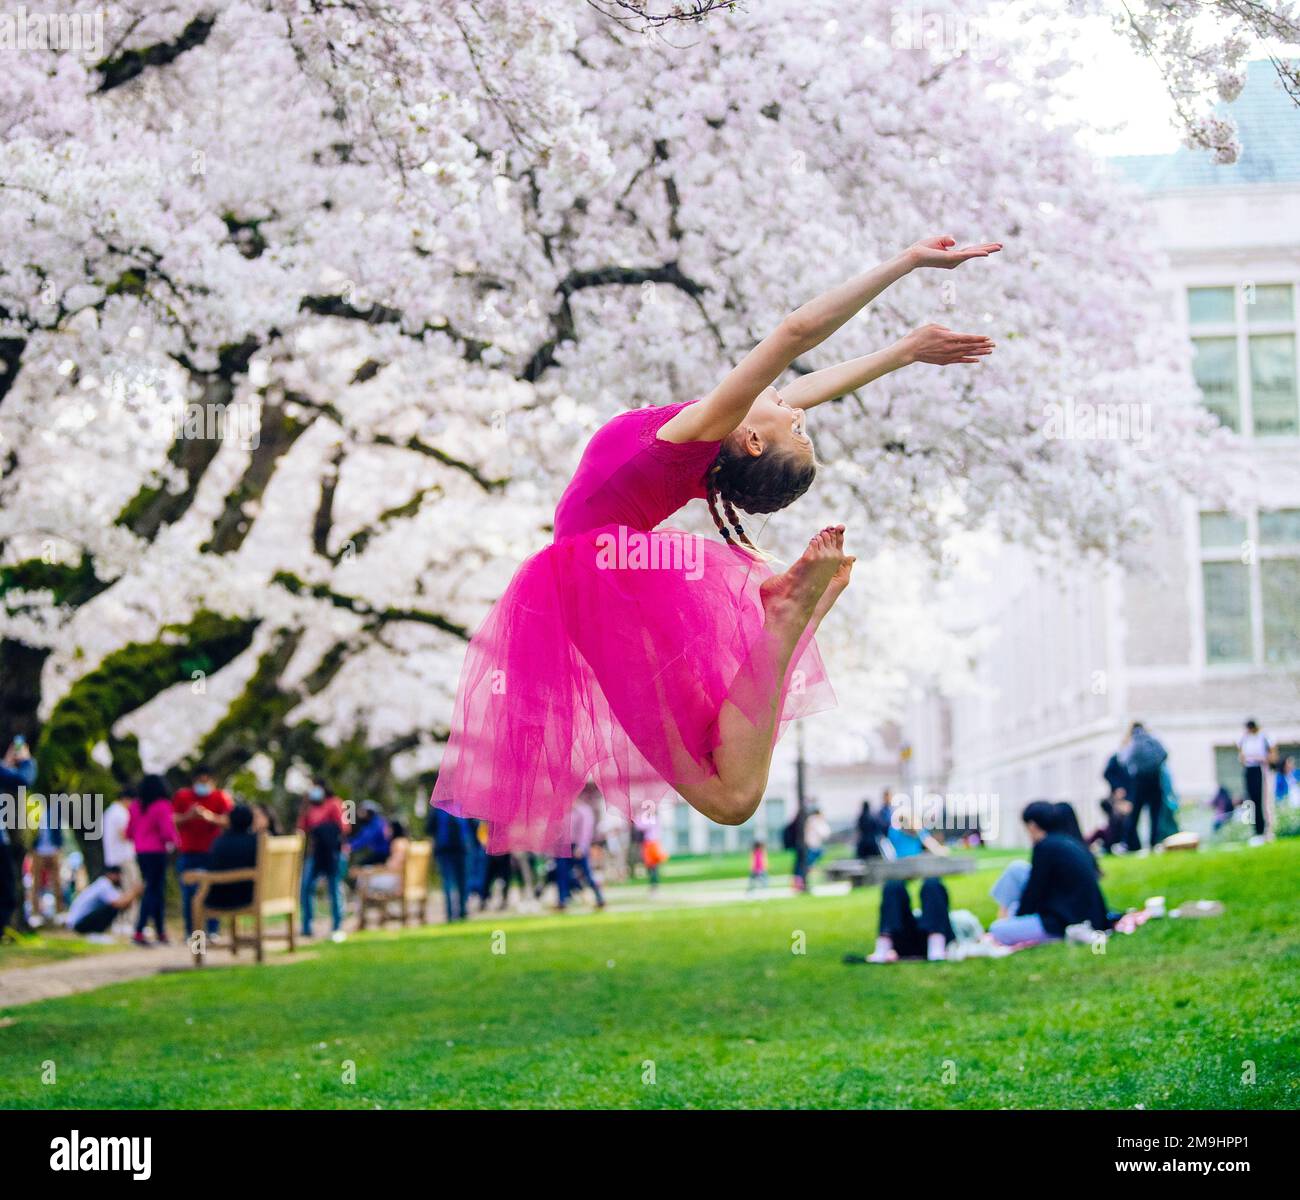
[857,799,1118,965]
[841,715,1292,965]
[0,749,668,944]
[0,711,1294,947]
[1098,717,1293,852]
[429,785,632,921]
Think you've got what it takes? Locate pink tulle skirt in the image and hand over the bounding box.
[432,524,835,854]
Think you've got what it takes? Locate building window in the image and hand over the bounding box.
[1191,336,1239,431]
[1260,510,1300,664]
[1201,561,1252,663]
[1199,509,1300,666]
[673,800,691,853]
[1213,746,1241,794]
[1188,285,1235,325]
[1189,283,1298,437]
[764,795,786,846]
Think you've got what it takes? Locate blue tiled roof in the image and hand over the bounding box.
[1112,60,1300,190]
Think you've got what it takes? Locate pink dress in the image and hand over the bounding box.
[432,400,834,853]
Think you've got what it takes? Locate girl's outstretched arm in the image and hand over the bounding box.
[782,323,996,411]
[662,235,1001,443]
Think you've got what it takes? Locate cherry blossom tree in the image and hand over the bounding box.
[579,1,1300,165]
[0,0,1231,848]
[1073,0,1300,163]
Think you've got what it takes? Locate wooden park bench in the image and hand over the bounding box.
[356,840,432,929]
[182,831,305,966]
[823,854,977,889]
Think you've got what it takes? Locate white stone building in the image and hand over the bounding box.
[939,61,1300,846]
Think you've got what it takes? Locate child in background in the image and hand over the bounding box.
[639,817,667,893]
[748,838,769,891]
[1087,793,1132,854]
[1210,786,1236,831]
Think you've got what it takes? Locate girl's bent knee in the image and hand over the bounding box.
[712,788,763,826]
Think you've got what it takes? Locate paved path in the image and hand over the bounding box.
[1,944,198,1008]
[0,941,319,1009]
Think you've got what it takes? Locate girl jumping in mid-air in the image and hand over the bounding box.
[433,235,1001,854]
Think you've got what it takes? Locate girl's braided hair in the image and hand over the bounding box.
[705,442,816,553]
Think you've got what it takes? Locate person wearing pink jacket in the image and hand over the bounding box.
[126,774,177,945]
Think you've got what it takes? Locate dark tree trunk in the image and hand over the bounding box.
[0,638,46,930]
[0,638,46,743]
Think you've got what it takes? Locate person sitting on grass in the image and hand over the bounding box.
[850,876,957,963]
[64,865,141,940]
[840,810,956,963]
[885,811,949,859]
[1087,792,1132,854]
[991,800,1098,917]
[988,801,1110,946]
[1050,800,1088,844]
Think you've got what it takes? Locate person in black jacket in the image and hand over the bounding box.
[204,805,259,911]
[854,796,884,858]
[1120,722,1168,850]
[1102,752,1132,803]
[989,801,1110,945]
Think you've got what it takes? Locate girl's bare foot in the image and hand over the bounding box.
[811,551,855,627]
[759,526,846,636]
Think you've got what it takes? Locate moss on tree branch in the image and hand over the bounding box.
[35,610,258,802]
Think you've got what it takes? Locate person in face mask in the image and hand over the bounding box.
[298,779,350,938]
[172,764,234,939]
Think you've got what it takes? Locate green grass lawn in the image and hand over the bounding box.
[0,930,124,971]
[2,840,1297,1109]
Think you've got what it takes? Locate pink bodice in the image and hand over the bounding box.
[553,401,722,538]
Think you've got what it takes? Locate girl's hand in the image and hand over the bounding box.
[907,235,1002,269]
[899,324,995,365]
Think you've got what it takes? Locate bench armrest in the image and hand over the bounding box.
[181,868,256,885]
[184,867,257,909]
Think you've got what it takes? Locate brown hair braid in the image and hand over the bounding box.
[705,443,816,552]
